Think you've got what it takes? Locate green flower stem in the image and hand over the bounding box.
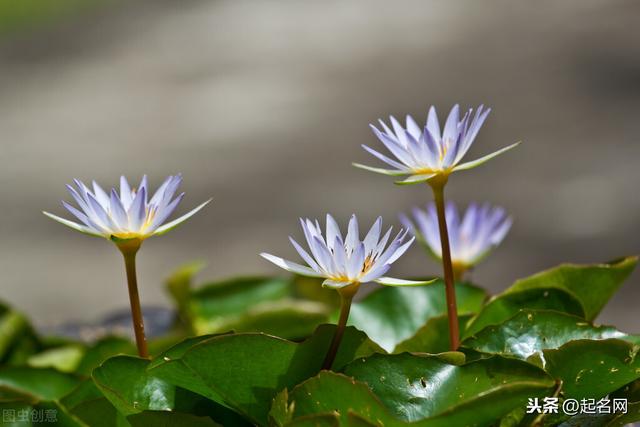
[322,283,359,370]
[429,177,460,350]
[117,239,148,358]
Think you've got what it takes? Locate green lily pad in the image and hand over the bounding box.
[543,339,640,400]
[394,314,474,354]
[343,353,554,423]
[0,367,80,401]
[346,281,486,352]
[464,288,585,338]
[464,257,637,338]
[463,310,635,361]
[147,325,383,426]
[504,257,637,321]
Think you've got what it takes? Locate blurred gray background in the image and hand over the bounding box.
[1,0,638,330]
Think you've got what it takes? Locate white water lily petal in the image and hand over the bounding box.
[322,279,350,289]
[260,253,324,277]
[352,163,407,176]
[43,211,103,237]
[374,277,437,287]
[154,198,211,236]
[395,174,435,185]
[453,142,521,172]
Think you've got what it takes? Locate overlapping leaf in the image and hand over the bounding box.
[147,325,383,425]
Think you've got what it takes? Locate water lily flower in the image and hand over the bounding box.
[261,214,427,289]
[261,214,432,369]
[354,104,520,351]
[401,202,512,279]
[43,174,210,241]
[354,104,519,185]
[44,174,210,358]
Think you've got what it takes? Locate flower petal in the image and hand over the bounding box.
[260,253,324,278]
[119,176,133,210]
[352,163,407,176]
[128,186,147,231]
[453,141,521,172]
[43,211,103,237]
[442,104,460,143]
[92,181,110,208]
[325,214,341,251]
[153,198,211,236]
[289,237,321,272]
[362,216,382,255]
[344,214,359,253]
[361,145,406,170]
[109,189,128,230]
[395,174,435,185]
[374,277,437,287]
[426,106,441,140]
[322,279,351,289]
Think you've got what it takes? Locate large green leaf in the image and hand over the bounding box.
[463,310,635,361]
[147,325,383,426]
[91,354,246,425]
[0,367,80,401]
[543,339,640,400]
[464,288,585,338]
[0,367,85,426]
[394,314,474,354]
[504,257,637,321]
[346,281,487,352]
[464,257,637,338]
[343,353,555,424]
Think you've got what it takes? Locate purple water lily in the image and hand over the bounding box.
[262,214,432,370]
[401,201,512,276]
[354,104,519,185]
[44,174,210,358]
[44,174,210,240]
[261,214,430,289]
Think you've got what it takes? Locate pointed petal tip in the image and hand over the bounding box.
[374,277,438,287]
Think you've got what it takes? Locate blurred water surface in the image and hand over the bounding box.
[0,0,638,330]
